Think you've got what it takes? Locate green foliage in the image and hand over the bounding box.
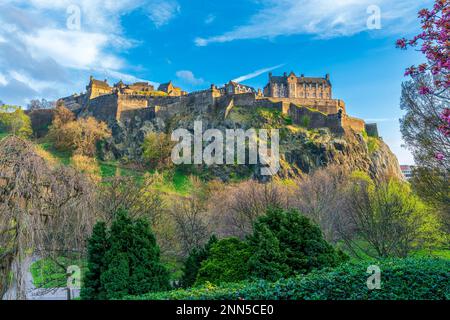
[299,115,311,128]
[181,235,218,288]
[248,208,347,280]
[30,257,86,289]
[80,222,109,300]
[81,210,170,300]
[0,105,32,138]
[252,108,292,128]
[352,179,445,258]
[126,258,450,300]
[367,137,380,154]
[195,238,252,286]
[142,132,174,169]
[361,130,369,140]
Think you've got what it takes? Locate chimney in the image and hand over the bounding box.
[325,74,330,81]
[268,72,272,79]
[301,74,304,77]
[283,72,287,77]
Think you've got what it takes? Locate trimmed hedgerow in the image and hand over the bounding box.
[125,258,450,300]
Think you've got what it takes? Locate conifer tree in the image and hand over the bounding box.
[80,222,109,300]
[81,210,170,299]
[248,207,344,279]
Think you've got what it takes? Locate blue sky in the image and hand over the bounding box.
[0,0,435,164]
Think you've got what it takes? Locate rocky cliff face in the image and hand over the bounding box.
[98,104,402,181]
[281,127,402,180]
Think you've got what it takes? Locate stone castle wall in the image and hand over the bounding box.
[264,97,345,114]
[117,95,148,121]
[84,94,118,122]
[287,104,365,134]
[75,83,373,136]
[343,115,366,133]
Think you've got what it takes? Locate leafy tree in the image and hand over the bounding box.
[400,76,449,169]
[248,207,345,280]
[0,104,32,138]
[52,104,76,127]
[410,167,450,232]
[80,222,109,300]
[344,177,445,258]
[48,107,111,156]
[180,235,217,288]
[195,238,251,286]
[142,132,174,169]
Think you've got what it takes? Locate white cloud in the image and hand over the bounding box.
[0,73,7,86]
[205,14,216,25]
[195,0,432,46]
[147,0,180,28]
[0,0,180,105]
[22,28,123,70]
[232,64,284,83]
[176,70,204,86]
[9,70,56,92]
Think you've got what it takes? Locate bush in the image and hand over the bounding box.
[126,258,450,300]
[247,208,347,281]
[195,238,252,286]
[181,236,218,288]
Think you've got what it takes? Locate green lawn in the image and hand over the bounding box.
[38,141,72,165]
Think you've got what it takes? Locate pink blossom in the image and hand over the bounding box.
[396,38,407,49]
[418,86,432,95]
[435,152,445,161]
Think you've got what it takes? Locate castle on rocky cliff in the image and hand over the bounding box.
[59,72,378,136]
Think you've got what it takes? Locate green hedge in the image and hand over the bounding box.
[125,258,450,300]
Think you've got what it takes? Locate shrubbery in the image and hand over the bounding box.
[181,236,217,288]
[179,208,347,286]
[195,238,252,286]
[126,258,450,300]
[247,207,347,281]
